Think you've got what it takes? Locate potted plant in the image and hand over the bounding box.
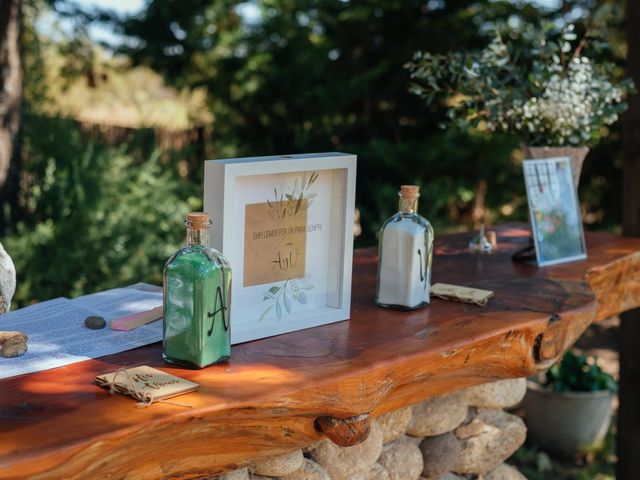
[405,18,632,186]
[521,350,617,457]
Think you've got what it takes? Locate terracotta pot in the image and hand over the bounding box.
[522,380,614,457]
[522,146,590,187]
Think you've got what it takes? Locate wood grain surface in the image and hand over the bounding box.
[0,225,638,479]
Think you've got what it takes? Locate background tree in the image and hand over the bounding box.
[0,0,22,235]
[618,0,640,477]
[116,0,552,244]
[115,0,626,245]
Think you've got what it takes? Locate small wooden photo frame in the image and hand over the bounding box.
[523,156,587,267]
[204,152,357,344]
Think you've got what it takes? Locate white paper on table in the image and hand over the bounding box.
[70,284,162,320]
[0,285,163,379]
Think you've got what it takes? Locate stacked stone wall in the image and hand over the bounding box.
[216,378,528,480]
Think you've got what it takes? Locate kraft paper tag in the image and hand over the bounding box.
[243,199,308,287]
[95,366,199,406]
[431,283,494,306]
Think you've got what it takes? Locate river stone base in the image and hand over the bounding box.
[216,378,528,480]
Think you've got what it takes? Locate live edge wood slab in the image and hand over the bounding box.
[1,225,639,479]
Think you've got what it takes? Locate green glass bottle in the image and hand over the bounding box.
[163,212,231,368]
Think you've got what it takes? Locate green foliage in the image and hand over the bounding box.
[406,14,632,147]
[23,0,212,129]
[3,114,200,306]
[113,0,630,242]
[22,1,50,109]
[115,0,547,245]
[512,437,616,480]
[511,445,554,479]
[350,132,524,243]
[544,350,617,393]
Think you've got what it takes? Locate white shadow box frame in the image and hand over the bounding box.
[204,152,357,344]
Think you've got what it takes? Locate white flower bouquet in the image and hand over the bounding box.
[406,21,632,147]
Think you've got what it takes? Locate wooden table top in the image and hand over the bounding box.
[1,225,639,479]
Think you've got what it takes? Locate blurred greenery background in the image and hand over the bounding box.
[2,0,628,306]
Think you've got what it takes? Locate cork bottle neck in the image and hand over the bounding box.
[398,193,420,214]
[185,213,211,246]
[398,185,420,214]
[186,225,210,246]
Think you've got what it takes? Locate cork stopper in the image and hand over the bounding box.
[400,185,420,200]
[186,212,211,229]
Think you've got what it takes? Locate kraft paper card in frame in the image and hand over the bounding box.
[204,153,357,344]
[243,198,309,287]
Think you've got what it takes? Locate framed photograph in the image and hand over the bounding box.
[523,156,587,267]
[204,152,357,344]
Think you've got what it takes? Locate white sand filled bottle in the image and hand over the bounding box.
[376,185,434,309]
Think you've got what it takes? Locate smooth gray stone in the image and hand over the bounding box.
[84,315,107,330]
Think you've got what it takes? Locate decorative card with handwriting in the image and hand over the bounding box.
[243,198,308,287]
[95,366,199,403]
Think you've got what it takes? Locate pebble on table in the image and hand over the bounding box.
[84,315,106,330]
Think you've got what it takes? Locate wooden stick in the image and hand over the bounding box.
[110,306,163,332]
